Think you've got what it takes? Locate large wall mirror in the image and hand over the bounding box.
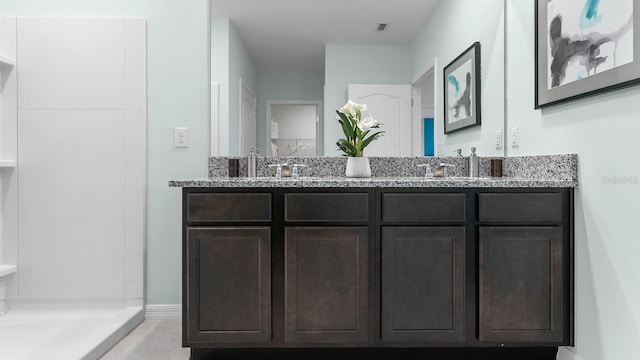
[210,0,506,158]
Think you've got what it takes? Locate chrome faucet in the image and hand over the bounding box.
[268,162,306,179]
[433,163,456,177]
[267,163,284,178]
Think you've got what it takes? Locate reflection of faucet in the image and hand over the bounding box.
[291,164,306,179]
[433,163,456,177]
[417,164,433,178]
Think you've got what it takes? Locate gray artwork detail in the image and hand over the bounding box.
[549,14,633,88]
[452,72,472,118]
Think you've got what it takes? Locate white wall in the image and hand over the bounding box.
[0,17,17,270]
[411,0,505,158]
[324,44,412,155]
[211,18,258,156]
[210,18,229,156]
[506,2,640,359]
[0,0,211,305]
[272,104,316,140]
[227,22,258,156]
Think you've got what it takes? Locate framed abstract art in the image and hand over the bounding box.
[535,0,640,108]
[443,42,481,134]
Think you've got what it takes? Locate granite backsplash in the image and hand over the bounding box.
[208,154,577,183]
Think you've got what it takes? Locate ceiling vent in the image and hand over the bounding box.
[377,23,389,32]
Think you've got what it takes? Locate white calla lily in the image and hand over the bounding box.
[336,100,385,157]
[357,114,380,132]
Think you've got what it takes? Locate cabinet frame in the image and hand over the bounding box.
[182,186,574,357]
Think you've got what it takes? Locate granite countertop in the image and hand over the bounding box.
[169,176,577,188]
[169,154,578,188]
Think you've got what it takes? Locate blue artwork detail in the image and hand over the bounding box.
[580,0,602,29]
[448,75,460,96]
[576,70,589,80]
[423,118,434,156]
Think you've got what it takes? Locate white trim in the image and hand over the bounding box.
[411,57,438,156]
[210,82,220,156]
[145,304,182,319]
[557,347,584,360]
[239,78,257,156]
[265,100,324,156]
[412,58,436,86]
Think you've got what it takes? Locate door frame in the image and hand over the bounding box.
[412,58,438,156]
[265,100,323,156]
[239,78,257,156]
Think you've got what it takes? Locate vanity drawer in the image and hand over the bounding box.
[285,193,369,222]
[381,193,466,222]
[187,193,272,222]
[478,192,563,222]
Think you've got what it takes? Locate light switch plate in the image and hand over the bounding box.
[510,127,519,147]
[174,127,188,148]
[495,130,503,149]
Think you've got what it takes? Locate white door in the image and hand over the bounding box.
[348,84,412,156]
[239,79,257,156]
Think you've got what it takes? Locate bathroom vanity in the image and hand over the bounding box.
[171,158,577,360]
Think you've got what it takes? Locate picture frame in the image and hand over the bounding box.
[443,42,481,134]
[535,0,640,108]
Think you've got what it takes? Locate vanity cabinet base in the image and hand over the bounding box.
[182,187,573,353]
[190,347,559,360]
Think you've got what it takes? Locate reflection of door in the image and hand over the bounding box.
[240,79,257,156]
[348,84,411,157]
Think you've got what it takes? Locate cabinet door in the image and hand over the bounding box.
[479,226,564,343]
[186,227,271,344]
[381,227,465,343]
[285,227,369,344]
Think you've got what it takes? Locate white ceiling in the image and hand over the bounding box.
[211,0,442,71]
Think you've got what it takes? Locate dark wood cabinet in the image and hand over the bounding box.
[285,227,369,343]
[186,227,271,344]
[182,187,573,359]
[477,190,572,345]
[479,226,564,343]
[381,226,465,343]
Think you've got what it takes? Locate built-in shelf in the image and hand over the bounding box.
[0,265,17,278]
[0,55,16,68]
[0,160,16,168]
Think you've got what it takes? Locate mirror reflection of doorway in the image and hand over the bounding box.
[420,71,435,156]
[267,101,323,156]
[411,61,436,156]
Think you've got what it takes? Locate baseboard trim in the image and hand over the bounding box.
[557,347,584,360]
[145,304,182,319]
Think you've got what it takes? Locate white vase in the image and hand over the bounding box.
[345,156,371,178]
